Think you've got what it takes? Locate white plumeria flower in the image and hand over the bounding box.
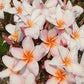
[8,0,27,16]
[20,9,45,39]
[40,28,60,57]
[65,1,83,17]
[0,0,11,19]
[70,22,84,51]
[0,55,36,84]
[5,24,23,42]
[44,60,76,84]
[46,5,75,30]
[10,36,45,76]
[49,46,84,77]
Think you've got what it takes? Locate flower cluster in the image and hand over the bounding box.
[0,0,84,84]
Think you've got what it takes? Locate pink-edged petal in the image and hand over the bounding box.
[41,43,50,55]
[34,15,45,29]
[44,60,57,76]
[5,24,15,34]
[63,10,75,26]
[48,28,58,38]
[10,74,24,84]
[45,0,58,8]
[22,36,34,51]
[31,9,41,21]
[10,47,24,59]
[0,69,11,78]
[50,46,60,57]
[13,60,27,72]
[33,45,45,61]
[49,57,63,68]
[75,76,84,84]
[46,77,59,84]
[72,5,83,17]
[25,73,36,84]
[24,25,40,39]
[40,29,48,42]
[2,55,17,69]
[27,59,39,76]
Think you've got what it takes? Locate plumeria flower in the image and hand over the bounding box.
[44,60,76,84]
[5,24,23,42]
[10,36,45,76]
[49,46,84,77]
[20,9,45,39]
[0,0,11,19]
[70,22,84,51]
[46,5,75,31]
[40,28,60,57]
[65,1,83,17]
[8,0,27,16]
[0,55,36,84]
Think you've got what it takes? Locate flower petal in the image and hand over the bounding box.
[10,74,24,84]
[46,77,59,84]
[13,60,27,72]
[2,55,17,69]
[24,25,40,39]
[63,10,75,26]
[45,0,58,8]
[44,60,57,76]
[31,9,41,21]
[22,36,35,51]
[10,47,24,59]
[27,59,39,76]
[48,28,58,38]
[33,45,45,61]
[40,29,48,42]
[0,69,11,78]
[5,24,15,34]
[50,46,60,57]
[75,76,84,84]
[34,15,45,29]
[25,73,36,84]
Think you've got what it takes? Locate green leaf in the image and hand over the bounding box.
[0,37,9,56]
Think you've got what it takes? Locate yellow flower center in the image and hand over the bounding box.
[72,31,79,40]
[26,20,34,28]
[0,3,4,10]
[11,32,18,41]
[46,36,57,48]
[55,69,67,82]
[62,56,72,67]
[57,20,64,28]
[17,7,23,14]
[23,51,34,63]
